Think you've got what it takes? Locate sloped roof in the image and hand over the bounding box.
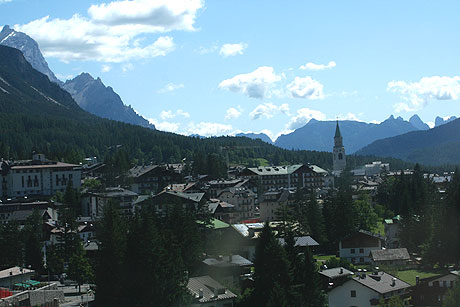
[0,267,34,279]
[187,275,237,303]
[246,165,304,176]
[371,248,410,262]
[319,267,354,279]
[203,254,253,267]
[352,272,410,294]
[278,236,319,247]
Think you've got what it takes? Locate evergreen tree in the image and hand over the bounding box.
[299,248,327,307]
[306,191,327,244]
[22,210,44,273]
[67,241,93,293]
[252,223,292,306]
[0,221,23,270]
[444,278,460,307]
[95,200,126,306]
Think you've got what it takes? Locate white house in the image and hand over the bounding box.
[328,272,411,307]
[339,230,384,264]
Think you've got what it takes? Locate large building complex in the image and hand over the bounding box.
[0,154,81,198]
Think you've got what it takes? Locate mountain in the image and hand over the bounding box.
[0,25,61,85]
[409,114,429,130]
[63,73,155,129]
[435,116,457,127]
[236,132,273,144]
[274,116,420,153]
[356,118,460,165]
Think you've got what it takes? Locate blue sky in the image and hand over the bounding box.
[2,0,460,140]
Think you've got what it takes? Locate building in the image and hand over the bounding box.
[237,164,327,192]
[327,271,411,307]
[319,267,354,290]
[332,120,346,175]
[384,215,401,248]
[339,230,384,264]
[151,190,206,212]
[411,271,459,306]
[0,267,35,288]
[370,248,410,267]
[258,189,295,222]
[0,154,81,198]
[201,254,252,288]
[0,200,57,225]
[128,163,184,195]
[207,199,238,224]
[205,179,249,198]
[217,187,256,221]
[81,187,139,218]
[187,275,237,307]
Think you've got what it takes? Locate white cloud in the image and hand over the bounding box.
[187,122,233,137]
[287,108,326,129]
[219,43,247,57]
[101,65,112,72]
[157,82,184,93]
[286,76,324,99]
[55,73,74,81]
[0,0,12,3]
[249,103,290,120]
[388,76,460,111]
[225,107,242,120]
[336,113,363,121]
[160,109,190,119]
[393,102,415,113]
[196,44,218,55]
[122,63,134,72]
[299,61,336,71]
[218,66,282,99]
[148,118,180,133]
[15,0,203,63]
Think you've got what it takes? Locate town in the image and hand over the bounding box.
[0,122,458,307]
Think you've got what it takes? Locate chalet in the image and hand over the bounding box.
[207,199,238,224]
[0,154,81,199]
[151,190,205,212]
[411,271,459,306]
[217,186,256,221]
[205,178,249,198]
[327,272,411,307]
[201,254,252,288]
[128,163,184,195]
[187,275,237,307]
[0,200,57,224]
[339,230,384,264]
[370,248,410,267]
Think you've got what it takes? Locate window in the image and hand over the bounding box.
[360,257,364,263]
[351,249,355,254]
[443,281,447,287]
[359,248,364,254]
[350,290,356,297]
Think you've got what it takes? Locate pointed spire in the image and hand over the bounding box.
[334,119,341,138]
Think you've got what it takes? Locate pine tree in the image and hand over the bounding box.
[252,223,292,306]
[67,241,93,293]
[22,210,44,273]
[300,247,326,307]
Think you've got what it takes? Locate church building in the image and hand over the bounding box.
[332,120,346,175]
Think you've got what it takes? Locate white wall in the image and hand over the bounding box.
[328,279,379,307]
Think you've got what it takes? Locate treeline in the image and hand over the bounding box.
[376,165,460,267]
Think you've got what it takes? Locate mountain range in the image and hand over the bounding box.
[63,73,154,129]
[0,25,154,129]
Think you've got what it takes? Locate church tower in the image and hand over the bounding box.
[333,120,346,173]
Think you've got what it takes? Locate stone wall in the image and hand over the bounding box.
[0,283,64,307]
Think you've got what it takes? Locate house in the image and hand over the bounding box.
[319,267,354,290]
[259,189,295,222]
[217,186,256,221]
[206,199,238,224]
[205,179,249,198]
[384,215,401,248]
[227,223,265,261]
[278,236,320,250]
[187,275,237,307]
[81,187,139,218]
[327,271,411,307]
[151,190,206,212]
[201,254,253,288]
[0,200,57,225]
[0,153,81,199]
[411,271,459,306]
[128,163,184,195]
[0,267,35,288]
[339,230,384,264]
[371,248,410,267]
[237,164,327,192]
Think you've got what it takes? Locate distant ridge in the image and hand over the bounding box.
[236,132,273,144]
[274,116,420,153]
[63,73,155,129]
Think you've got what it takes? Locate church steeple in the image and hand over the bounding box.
[333,120,346,174]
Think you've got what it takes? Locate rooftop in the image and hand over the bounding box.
[187,275,237,303]
[319,267,354,279]
[278,236,320,247]
[353,272,411,294]
[0,267,34,280]
[371,248,410,262]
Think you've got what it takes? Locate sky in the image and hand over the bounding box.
[2,0,460,141]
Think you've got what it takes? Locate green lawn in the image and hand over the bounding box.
[314,255,337,262]
[394,269,442,286]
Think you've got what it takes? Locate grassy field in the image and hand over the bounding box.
[314,255,337,262]
[394,269,442,286]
